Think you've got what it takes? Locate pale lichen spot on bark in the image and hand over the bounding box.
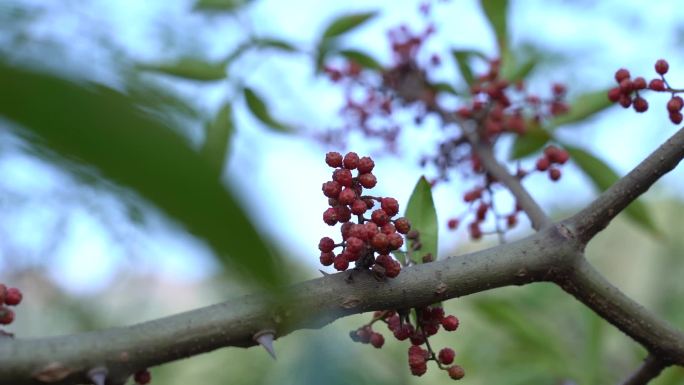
[341,297,361,309]
[33,362,75,383]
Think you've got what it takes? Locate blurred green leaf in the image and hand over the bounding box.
[321,11,377,41]
[243,87,293,133]
[337,49,383,71]
[451,49,486,87]
[430,81,459,96]
[480,0,509,53]
[509,123,552,159]
[201,103,234,176]
[501,55,538,83]
[138,57,227,82]
[193,0,252,12]
[0,63,283,287]
[392,250,407,265]
[404,176,438,262]
[563,144,659,235]
[253,37,298,52]
[548,88,614,129]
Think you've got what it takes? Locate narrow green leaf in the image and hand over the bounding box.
[201,103,234,176]
[451,49,481,86]
[480,0,509,53]
[253,37,298,53]
[0,63,283,287]
[404,176,438,263]
[321,11,378,41]
[501,55,538,83]
[138,57,227,82]
[563,145,659,235]
[337,49,383,71]
[243,87,293,133]
[509,123,552,159]
[548,89,614,129]
[193,0,252,12]
[392,250,407,265]
[430,81,460,96]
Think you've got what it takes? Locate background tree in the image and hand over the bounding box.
[1,0,684,384]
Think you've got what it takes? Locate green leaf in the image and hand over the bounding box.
[0,63,283,288]
[392,250,407,265]
[404,176,438,263]
[548,89,614,129]
[563,145,659,235]
[138,57,227,82]
[509,123,552,159]
[337,49,383,71]
[201,103,234,176]
[253,37,298,53]
[193,0,252,12]
[451,49,486,87]
[430,81,460,96]
[501,55,538,83]
[321,11,377,41]
[243,87,293,133]
[480,0,509,53]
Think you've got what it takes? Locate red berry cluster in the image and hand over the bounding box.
[534,145,569,181]
[319,152,411,277]
[134,369,151,384]
[608,59,684,124]
[351,307,464,379]
[0,283,23,329]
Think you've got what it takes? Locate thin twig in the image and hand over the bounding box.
[619,355,668,385]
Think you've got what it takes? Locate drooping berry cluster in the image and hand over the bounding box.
[608,59,684,124]
[351,306,464,379]
[319,152,410,277]
[0,283,23,333]
[534,145,569,181]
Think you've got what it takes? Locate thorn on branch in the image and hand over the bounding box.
[253,329,277,360]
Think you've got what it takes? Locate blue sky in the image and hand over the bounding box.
[1,0,684,293]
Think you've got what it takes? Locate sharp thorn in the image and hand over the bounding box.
[87,367,107,385]
[319,269,330,276]
[254,330,277,360]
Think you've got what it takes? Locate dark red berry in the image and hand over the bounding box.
[632,77,647,90]
[322,181,342,198]
[358,173,377,188]
[333,168,353,187]
[670,111,683,124]
[447,218,459,230]
[607,87,621,102]
[551,83,566,96]
[350,199,367,215]
[555,149,569,164]
[336,206,352,223]
[649,79,666,91]
[385,259,401,278]
[667,96,683,112]
[410,363,428,376]
[380,223,396,235]
[134,369,151,385]
[655,59,669,75]
[333,255,349,271]
[338,187,357,205]
[633,97,648,112]
[506,214,518,228]
[318,237,335,252]
[0,307,14,325]
[535,157,550,171]
[395,217,411,234]
[357,156,375,174]
[447,365,465,380]
[442,315,459,331]
[438,348,456,365]
[349,224,368,240]
[387,233,404,250]
[549,168,561,181]
[371,209,390,226]
[323,208,338,226]
[618,94,632,108]
[340,222,353,240]
[615,68,630,83]
[320,251,335,266]
[380,197,400,217]
[343,152,360,169]
[369,332,385,348]
[346,237,364,254]
[355,326,372,343]
[325,152,343,168]
[363,222,379,238]
[370,233,389,251]
[475,203,488,221]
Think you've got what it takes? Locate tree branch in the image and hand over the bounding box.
[0,227,580,385]
[566,127,684,243]
[557,256,684,364]
[619,354,667,385]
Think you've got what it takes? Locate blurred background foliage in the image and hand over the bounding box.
[1,0,684,384]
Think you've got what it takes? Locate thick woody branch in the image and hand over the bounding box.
[0,227,579,385]
[557,256,684,364]
[619,355,667,385]
[567,127,684,244]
